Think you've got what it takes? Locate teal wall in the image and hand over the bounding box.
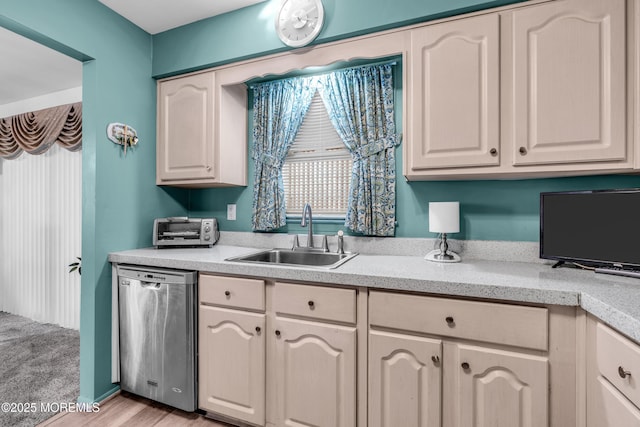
[188,69,640,241]
[152,0,640,243]
[152,0,528,77]
[0,0,188,403]
[3,0,639,407]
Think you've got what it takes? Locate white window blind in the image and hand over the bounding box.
[283,91,352,216]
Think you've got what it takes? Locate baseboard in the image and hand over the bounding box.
[77,384,120,405]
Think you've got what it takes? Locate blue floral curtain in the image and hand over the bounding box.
[318,64,397,236]
[251,77,317,231]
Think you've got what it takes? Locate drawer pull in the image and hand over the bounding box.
[618,366,632,379]
[275,330,281,337]
[255,326,261,334]
[461,362,470,370]
[308,300,315,308]
[445,316,455,327]
[431,355,440,364]
[224,290,231,297]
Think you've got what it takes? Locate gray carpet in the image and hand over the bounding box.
[0,312,80,427]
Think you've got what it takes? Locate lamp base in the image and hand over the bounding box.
[424,249,461,263]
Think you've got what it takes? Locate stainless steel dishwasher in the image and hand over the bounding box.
[117,264,197,412]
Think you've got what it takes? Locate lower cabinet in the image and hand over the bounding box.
[199,306,266,425]
[198,276,577,427]
[271,281,358,427]
[368,330,442,427]
[198,274,266,426]
[368,331,549,427]
[273,316,357,427]
[368,290,554,427]
[586,315,640,427]
[446,342,548,427]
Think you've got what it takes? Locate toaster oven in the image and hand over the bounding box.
[153,217,218,248]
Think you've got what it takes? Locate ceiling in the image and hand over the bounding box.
[0,26,82,107]
[0,0,266,109]
[98,0,267,34]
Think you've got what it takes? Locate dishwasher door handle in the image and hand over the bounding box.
[140,281,162,289]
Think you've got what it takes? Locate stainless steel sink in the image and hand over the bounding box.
[226,248,358,269]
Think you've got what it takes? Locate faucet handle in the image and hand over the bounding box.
[337,230,345,254]
[321,235,329,252]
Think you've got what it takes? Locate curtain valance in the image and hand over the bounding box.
[0,102,82,159]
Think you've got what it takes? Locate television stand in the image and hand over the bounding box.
[594,267,640,279]
[551,261,565,268]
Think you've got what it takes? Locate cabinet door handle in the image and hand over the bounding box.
[618,366,631,379]
[461,362,470,370]
[445,316,455,326]
[308,300,315,308]
[490,148,498,156]
[431,355,440,364]
[275,330,281,337]
[224,290,231,297]
[519,147,528,155]
[255,326,261,334]
[206,165,212,171]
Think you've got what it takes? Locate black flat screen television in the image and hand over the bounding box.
[540,189,640,270]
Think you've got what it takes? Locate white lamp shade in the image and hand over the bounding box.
[429,202,460,233]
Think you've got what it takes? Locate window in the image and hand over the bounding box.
[282,91,352,217]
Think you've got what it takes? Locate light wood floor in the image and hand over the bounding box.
[39,392,230,427]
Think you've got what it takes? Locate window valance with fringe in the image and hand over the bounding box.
[0,102,82,159]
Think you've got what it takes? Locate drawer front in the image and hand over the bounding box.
[199,274,265,311]
[596,322,640,407]
[369,291,548,351]
[274,282,356,324]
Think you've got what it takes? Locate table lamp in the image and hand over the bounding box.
[425,201,461,263]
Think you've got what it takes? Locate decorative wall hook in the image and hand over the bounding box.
[107,122,138,156]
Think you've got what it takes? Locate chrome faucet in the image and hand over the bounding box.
[301,203,314,248]
[337,230,345,254]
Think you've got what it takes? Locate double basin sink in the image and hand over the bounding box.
[226,248,357,269]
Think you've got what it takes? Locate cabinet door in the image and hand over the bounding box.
[157,71,216,182]
[508,0,626,166]
[274,316,356,427]
[446,342,548,427]
[368,330,442,427]
[587,317,640,427]
[407,13,500,171]
[199,305,265,425]
[588,376,640,427]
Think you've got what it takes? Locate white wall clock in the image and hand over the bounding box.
[275,0,325,48]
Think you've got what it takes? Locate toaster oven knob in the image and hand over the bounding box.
[204,235,211,241]
[205,226,211,232]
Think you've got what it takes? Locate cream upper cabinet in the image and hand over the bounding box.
[586,316,640,427]
[368,330,442,427]
[198,275,266,426]
[406,13,500,173]
[405,0,633,180]
[157,67,247,187]
[157,71,216,183]
[506,0,628,169]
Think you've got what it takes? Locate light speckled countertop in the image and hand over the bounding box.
[108,242,640,343]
